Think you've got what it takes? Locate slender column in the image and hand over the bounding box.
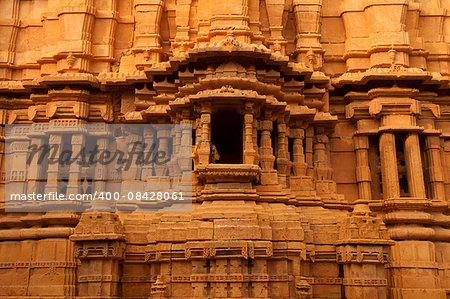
[443,139,450,201]
[291,128,307,176]
[259,111,275,170]
[5,127,29,203]
[91,134,111,212]
[253,118,259,166]
[313,133,330,180]
[66,134,85,196]
[276,119,289,187]
[154,127,170,176]
[118,130,141,211]
[354,134,372,201]
[305,126,314,177]
[180,120,193,172]
[379,133,400,199]
[27,130,47,195]
[243,103,255,164]
[197,103,211,165]
[45,134,63,194]
[404,133,426,198]
[424,135,445,200]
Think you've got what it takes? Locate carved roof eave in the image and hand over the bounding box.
[27,73,100,90]
[288,105,317,121]
[127,105,171,122]
[98,70,148,88]
[312,111,338,127]
[332,67,434,89]
[178,77,285,102]
[142,41,314,80]
[169,87,287,112]
[0,81,27,93]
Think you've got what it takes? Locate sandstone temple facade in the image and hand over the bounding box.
[0,0,450,298]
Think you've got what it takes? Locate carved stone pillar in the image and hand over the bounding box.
[364,0,410,68]
[403,133,426,198]
[339,1,369,71]
[423,135,446,200]
[179,119,193,173]
[209,0,251,43]
[336,211,393,299]
[289,127,317,203]
[293,0,323,70]
[354,134,371,201]
[305,126,314,177]
[196,0,211,43]
[172,0,194,55]
[154,127,171,176]
[253,118,259,166]
[56,1,96,72]
[66,133,85,196]
[248,0,264,44]
[90,131,112,212]
[379,132,400,199]
[276,119,289,187]
[71,213,125,298]
[265,0,287,54]
[177,120,193,203]
[197,103,211,165]
[44,134,63,194]
[0,0,18,79]
[5,126,29,207]
[133,0,164,68]
[313,128,335,196]
[27,126,47,195]
[259,110,277,185]
[118,130,142,211]
[0,110,6,211]
[444,139,450,201]
[292,128,307,176]
[260,117,274,171]
[243,103,256,165]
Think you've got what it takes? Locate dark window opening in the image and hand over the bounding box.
[288,138,294,162]
[396,134,409,197]
[369,135,382,200]
[420,136,432,199]
[272,120,278,169]
[211,111,243,164]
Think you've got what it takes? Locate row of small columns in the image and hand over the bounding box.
[195,103,332,193]
[196,103,293,185]
[354,116,446,201]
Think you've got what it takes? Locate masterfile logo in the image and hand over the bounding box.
[4,124,193,213]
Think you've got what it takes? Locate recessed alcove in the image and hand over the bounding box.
[211,110,243,164]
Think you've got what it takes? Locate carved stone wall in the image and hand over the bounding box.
[0,0,449,298]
